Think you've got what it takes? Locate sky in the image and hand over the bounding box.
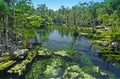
[32,0,104,11]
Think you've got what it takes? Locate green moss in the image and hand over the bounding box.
[37,47,52,56]
[8,51,36,75]
[26,56,65,79]
[0,56,11,62]
[0,60,16,71]
[63,65,96,79]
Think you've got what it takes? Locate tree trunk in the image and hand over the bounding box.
[13,2,17,41]
[22,24,24,44]
[66,14,69,27]
[92,19,96,34]
[6,15,8,47]
[0,19,1,44]
[73,13,78,35]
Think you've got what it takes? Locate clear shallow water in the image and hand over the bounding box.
[23,27,120,79]
[38,27,120,79]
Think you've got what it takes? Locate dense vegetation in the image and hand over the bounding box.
[0,0,120,79]
[0,0,120,44]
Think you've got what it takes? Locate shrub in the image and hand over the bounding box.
[109,26,120,42]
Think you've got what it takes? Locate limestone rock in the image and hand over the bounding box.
[109,42,119,51]
[100,41,110,46]
[111,42,118,48]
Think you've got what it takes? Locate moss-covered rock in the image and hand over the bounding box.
[8,51,36,75]
[54,51,69,57]
[37,47,52,56]
[26,56,65,79]
[43,56,65,77]
[0,60,16,71]
[0,56,11,62]
[54,50,79,59]
[63,65,96,79]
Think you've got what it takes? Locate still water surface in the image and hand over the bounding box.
[27,27,120,79]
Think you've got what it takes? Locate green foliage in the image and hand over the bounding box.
[98,14,110,26]
[0,0,8,16]
[109,10,120,26]
[109,26,120,41]
[27,15,45,27]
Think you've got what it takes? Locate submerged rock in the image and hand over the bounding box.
[54,50,78,59]
[54,51,69,57]
[63,65,96,79]
[37,48,52,56]
[43,56,65,77]
[26,56,65,79]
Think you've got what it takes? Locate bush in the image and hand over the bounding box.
[109,26,120,41]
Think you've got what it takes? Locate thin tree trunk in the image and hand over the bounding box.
[22,24,24,44]
[73,12,78,35]
[92,19,96,34]
[0,19,1,44]
[66,14,69,27]
[74,13,76,28]
[13,1,17,41]
[6,15,8,47]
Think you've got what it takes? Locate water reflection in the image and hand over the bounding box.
[37,27,120,78]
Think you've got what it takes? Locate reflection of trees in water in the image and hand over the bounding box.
[39,29,50,42]
[99,53,120,71]
[40,33,48,42]
[59,28,64,38]
[58,27,71,38]
[56,27,78,50]
[70,35,78,50]
[39,26,54,42]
